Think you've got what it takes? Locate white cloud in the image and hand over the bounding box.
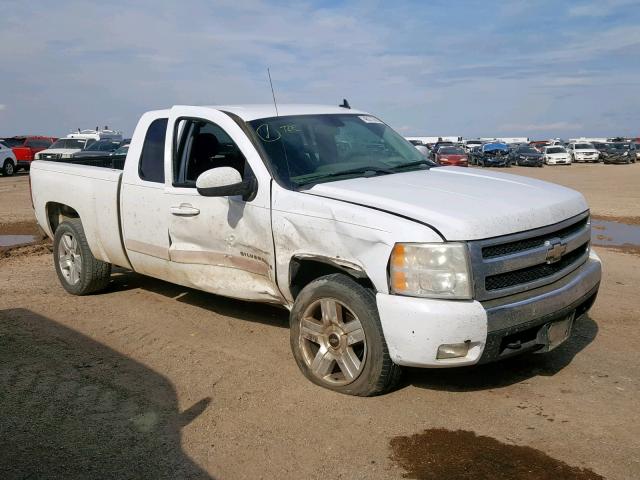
[569,0,639,17]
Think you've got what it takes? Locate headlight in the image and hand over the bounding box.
[389,243,472,299]
[61,153,72,158]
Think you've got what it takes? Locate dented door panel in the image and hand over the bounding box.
[166,188,281,302]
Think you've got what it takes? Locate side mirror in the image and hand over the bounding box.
[196,167,257,201]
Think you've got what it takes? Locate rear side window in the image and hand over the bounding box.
[139,118,168,183]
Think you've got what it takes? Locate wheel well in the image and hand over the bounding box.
[289,257,375,299]
[46,202,80,233]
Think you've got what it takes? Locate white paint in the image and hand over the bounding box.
[196,167,242,189]
[376,293,487,367]
[308,167,588,240]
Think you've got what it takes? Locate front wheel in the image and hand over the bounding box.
[2,159,15,176]
[53,218,112,295]
[290,274,400,396]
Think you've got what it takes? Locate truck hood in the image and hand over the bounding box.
[306,167,587,240]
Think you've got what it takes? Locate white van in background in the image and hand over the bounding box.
[36,128,123,160]
[568,142,600,163]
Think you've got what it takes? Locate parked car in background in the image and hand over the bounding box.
[406,139,430,158]
[434,146,468,167]
[543,146,572,165]
[592,142,609,156]
[36,128,123,160]
[601,142,637,164]
[36,138,96,160]
[431,141,455,154]
[2,136,56,172]
[567,142,599,163]
[509,145,544,167]
[0,140,18,176]
[110,144,129,156]
[463,139,483,152]
[72,139,126,158]
[474,142,510,167]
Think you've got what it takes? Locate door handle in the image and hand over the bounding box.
[170,204,200,216]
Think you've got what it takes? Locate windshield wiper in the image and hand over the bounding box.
[389,159,434,171]
[295,166,395,187]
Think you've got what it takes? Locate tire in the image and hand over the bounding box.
[53,218,112,295]
[2,159,15,176]
[290,273,400,396]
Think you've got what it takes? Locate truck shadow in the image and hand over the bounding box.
[405,315,598,392]
[106,268,290,329]
[0,308,214,480]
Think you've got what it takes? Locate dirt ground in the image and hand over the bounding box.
[1,165,639,479]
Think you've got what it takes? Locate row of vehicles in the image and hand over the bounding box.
[0,128,127,176]
[408,137,639,168]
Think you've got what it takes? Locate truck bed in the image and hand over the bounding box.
[30,160,131,269]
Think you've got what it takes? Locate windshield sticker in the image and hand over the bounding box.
[358,115,383,124]
[255,124,282,142]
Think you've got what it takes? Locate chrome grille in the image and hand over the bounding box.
[468,212,591,301]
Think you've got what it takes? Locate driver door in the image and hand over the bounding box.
[164,109,282,303]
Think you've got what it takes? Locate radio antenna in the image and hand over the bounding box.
[267,67,279,116]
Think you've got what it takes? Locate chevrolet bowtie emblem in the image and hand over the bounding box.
[545,238,566,264]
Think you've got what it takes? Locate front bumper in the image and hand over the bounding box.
[483,159,509,167]
[574,155,599,162]
[517,157,543,166]
[603,155,633,164]
[377,252,601,368]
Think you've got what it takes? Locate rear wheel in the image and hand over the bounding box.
[290,274,400,396]
[53,218,111,295]
[2,159,15,176]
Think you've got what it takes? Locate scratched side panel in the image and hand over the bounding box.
[271,186,442,302]
[166,190,282,303]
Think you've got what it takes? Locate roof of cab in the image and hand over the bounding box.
[171,104,368,122]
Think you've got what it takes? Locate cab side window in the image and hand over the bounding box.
[173,119,246,186]
[139,118,168,183]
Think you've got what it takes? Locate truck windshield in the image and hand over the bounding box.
[247,114,435,188]
[50,139,86,149]
[574,144,593,150]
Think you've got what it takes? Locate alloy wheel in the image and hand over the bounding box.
[298,298,367,386]
[58,233,82,285]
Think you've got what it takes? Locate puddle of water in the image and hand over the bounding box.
[390,429,604,480]
[0,234,37,248]
[591,219,640,247]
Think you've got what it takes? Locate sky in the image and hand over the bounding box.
[0,0,639,139]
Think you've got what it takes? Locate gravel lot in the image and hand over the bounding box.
[1,164,639,479]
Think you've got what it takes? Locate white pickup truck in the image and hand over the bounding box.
[30,104,601,396]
